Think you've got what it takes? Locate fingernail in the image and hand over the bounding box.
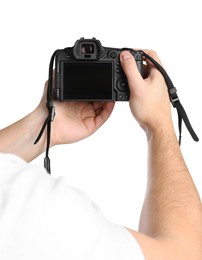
[120,51,132,61]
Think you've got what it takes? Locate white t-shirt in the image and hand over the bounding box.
[0,153,144,260]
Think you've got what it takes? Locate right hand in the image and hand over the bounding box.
[120,50,173,135]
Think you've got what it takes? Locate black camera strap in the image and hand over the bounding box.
[139,50,199,144]
[34,50,59,174]
[34,49,199,174]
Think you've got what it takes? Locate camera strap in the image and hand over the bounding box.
[34,49,199,174]
[138,50,199,144]
[34,50,60,174]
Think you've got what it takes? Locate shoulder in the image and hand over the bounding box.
[0,156,144,259]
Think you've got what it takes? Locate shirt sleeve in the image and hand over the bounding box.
[88,220,144,260]
[0,153,144,260]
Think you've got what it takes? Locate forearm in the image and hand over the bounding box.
[139,123,202,250]
[0,107,47,162]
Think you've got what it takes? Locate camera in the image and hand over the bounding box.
[55,38,144,101]
[36,38,199,174]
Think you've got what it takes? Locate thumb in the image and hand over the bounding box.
[120,51,143,94]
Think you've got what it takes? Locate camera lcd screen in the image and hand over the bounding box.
[62,62,113,100]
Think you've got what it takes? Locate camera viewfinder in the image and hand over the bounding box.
[81,44,94,54]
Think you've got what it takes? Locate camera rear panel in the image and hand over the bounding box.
[55,39,143,101]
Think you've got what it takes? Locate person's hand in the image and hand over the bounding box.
[37,81,115,147]
[120,50,173,135]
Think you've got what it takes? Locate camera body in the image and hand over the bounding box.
[55,38,144,101]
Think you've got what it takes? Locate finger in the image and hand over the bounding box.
[120,51,144,93]
[140,49,166,80]
[143,64,151,79]
[133,48,163,65]
[92,102,104,111]
[140,49,163,66]
[94,102,115,129]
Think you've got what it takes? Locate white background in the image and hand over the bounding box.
[0,0,201,230]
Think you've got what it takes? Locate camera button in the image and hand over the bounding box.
[117,78,128,92]
[109,51,118,59]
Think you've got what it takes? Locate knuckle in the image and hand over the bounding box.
[148,50,158,57]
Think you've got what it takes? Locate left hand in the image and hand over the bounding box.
[0,80,114,162]
[38,81,115,147]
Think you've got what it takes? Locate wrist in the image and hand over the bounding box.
[0,106,48,162]
[144,119,177,143]
[31,106,49,154]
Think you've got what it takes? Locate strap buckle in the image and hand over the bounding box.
[46,102,55,122]
[169,87,179,107]
[50,106,55,121]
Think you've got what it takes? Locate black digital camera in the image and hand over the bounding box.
[35,38,198,174]
[55,38,144,101]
